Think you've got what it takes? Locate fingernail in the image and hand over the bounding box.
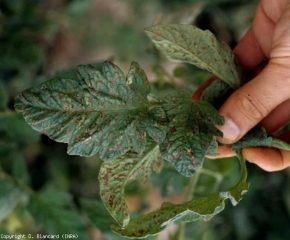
[217,117,240,141]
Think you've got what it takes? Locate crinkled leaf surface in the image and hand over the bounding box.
[145,24,242,89]
[160,91,224,177]
[28,191,87,238]
[15,61,166,160]
[99,141,163,227]
[112,153,248,238]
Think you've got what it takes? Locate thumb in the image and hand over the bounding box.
[217,61,290,144]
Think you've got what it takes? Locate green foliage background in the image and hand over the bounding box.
[0,0,289,239]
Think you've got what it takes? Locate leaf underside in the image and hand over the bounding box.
[15,61,166,160]
[99,140,163,227]
[112,153,248,238]
[145,24,242,89]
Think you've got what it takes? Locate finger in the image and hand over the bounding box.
[242,147,290,172]
[217,61,290,144]
[191,75,216,101]
[260,98,290,134]
[206,145,236,159]
[233,0,288,70]
[233,27,266,71]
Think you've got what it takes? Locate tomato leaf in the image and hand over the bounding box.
[145,24,242,89]
[15,61,166,160]
[99,140,163,227]
[160,91,224,177]
[112,152,248,238]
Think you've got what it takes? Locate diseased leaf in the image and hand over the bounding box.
[112,153,248,238]
[28,191,87,238]
[160,91,224,177]
[99,141,163,227]
[15,61,166,160]
[145,24,242,89]
[0,180,25,221]
[201,79,234,109]
[231,127,272,151]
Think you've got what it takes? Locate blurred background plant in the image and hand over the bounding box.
[0,0,289,239]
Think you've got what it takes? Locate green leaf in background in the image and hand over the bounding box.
[0,81,8,110]
[15,61,166,160]
[145,24,242,89]
[0,140,29,184]
[112,153,248,238]
[160,91,224,177]
[0,112,40,142]
[0,180,25,221]
[28,191,87,238]
[12,153,29,184]
[80,198,115,232]
[99,141,163,227]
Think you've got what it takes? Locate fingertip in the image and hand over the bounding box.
[216,117,241,144]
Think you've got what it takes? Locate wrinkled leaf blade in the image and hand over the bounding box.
[15,62,163,160]
[99,143,163,227]
[160,91,224,177]
[145,24,242,89]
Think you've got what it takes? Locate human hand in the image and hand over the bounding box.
[192,0,290,171]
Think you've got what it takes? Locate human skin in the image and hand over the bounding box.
[192,0,290,171]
